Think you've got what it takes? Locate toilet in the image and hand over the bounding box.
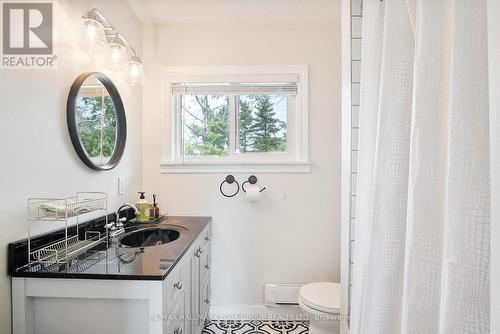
[298,282,340,334]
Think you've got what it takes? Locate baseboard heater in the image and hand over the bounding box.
[264,283,303,306]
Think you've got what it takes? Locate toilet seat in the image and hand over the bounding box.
[299,282,340,314]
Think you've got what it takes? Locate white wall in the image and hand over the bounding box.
[142,11,341,312]
[0,1,143,332]
[487,0,499,332]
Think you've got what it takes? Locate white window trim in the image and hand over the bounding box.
[160,65,310,174]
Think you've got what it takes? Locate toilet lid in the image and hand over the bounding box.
[299,282,340,314]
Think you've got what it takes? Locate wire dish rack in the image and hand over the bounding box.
[27,249,106,274]
[27,192,108,266]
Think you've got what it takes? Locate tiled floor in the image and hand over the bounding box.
[202,320,309,334]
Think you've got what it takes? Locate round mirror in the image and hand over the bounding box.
[67,72,126,171]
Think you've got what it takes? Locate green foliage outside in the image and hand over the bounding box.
[183,95,230,156]
[238,97,254,152]
[239,95,286,153]
[183,95,286,156]
[76,96,117,160]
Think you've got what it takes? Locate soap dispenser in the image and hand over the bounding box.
[136,192,150,223]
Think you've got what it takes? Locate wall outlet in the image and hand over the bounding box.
[118,176,125,196]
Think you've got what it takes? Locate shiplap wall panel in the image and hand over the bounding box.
[349,0,362,323]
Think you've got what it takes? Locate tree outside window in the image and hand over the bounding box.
[181,94,287,157]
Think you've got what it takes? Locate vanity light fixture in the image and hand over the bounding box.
[81,8,145,85]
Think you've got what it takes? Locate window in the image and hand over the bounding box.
[237,95,287,153]
[176,85,292,158]
[162,66,310,173]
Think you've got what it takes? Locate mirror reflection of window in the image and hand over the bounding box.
[75,76,118,167]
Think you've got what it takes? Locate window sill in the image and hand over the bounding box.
[159,161,312,174]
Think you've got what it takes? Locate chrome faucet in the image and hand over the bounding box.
[105,203,140,238]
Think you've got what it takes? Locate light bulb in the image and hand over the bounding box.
[81,18,106,53]
[111,47,121,60]
[106,39,127,71]
[87,26,97,40]
[127,56,145,86]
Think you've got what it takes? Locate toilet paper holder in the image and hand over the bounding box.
[242,175,266,193]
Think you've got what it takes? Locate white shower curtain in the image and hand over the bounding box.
[351,0,490,333]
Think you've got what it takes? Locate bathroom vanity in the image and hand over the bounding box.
[9,216,211,334]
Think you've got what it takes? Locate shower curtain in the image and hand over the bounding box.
[351,0,490,333]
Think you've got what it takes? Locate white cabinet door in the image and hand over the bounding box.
[189,225,210,334]
[164,255,187,334]
[199,239,210,321]
[164,225,210,334]
[191,241,202,334]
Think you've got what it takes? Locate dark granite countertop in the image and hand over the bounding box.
[8,216,211,280]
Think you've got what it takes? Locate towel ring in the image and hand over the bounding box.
[242,175,266,193]
[220,175,240,197]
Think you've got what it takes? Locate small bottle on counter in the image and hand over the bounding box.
[136,192,150,223]
[154,204,160,219]
[152,194,160,219]
[149,204,155,220]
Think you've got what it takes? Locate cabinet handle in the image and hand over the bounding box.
[204,264,210,270]
[195,249,201,257]
[174,281,183,290]
[204,236,210,241]
[174,328,183,334]
[204,298,210,304]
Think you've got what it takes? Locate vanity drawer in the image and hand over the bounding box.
[201,278,210,317]
[201,226,210,249]
[166,316,185,334]
[166,288,184,319]
[201,246,210,281]
[166,259,186,309]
